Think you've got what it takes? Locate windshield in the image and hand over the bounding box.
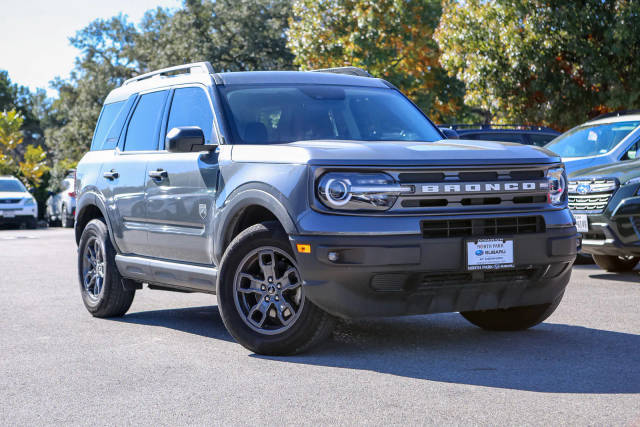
[219,84,442,144]
[0,179,27,192]
[546,121,640,157]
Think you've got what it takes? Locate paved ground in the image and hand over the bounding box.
[0,228,638,425]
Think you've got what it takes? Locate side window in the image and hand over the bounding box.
[623,140,640,160]
[90,101,125,151]
[165,87,214,146]
[124,90,168,151]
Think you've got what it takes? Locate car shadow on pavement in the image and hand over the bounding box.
[589,272,640,284]
[254,313,640,394]
[112,305,234,342]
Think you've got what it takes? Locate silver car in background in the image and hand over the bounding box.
[545,111,640,175]
[45,172,76,228]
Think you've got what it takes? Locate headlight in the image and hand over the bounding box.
[546,167,566,206]
[317,172,411,211]
[23,198,36,206]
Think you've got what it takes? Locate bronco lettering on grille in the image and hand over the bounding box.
[419,181,548,195]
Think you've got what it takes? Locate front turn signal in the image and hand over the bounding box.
[296,244,311,254]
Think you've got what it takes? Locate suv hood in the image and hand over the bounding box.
[231,139,560,166]
[0,191,29,199]
[569,160,640,184]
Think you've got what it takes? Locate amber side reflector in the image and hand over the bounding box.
[296,244,311,253]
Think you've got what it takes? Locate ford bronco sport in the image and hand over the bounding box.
[74,62,579,355]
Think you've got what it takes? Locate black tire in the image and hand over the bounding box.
[461,291,564,331]
[61,205,73,228]
[77,218,135,317]
[217,221,334,355]
[592,254,639,272]
[25,217,37,229]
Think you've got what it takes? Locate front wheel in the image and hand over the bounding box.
[217,222,334,355]
[592,254,639,272]
[78,218,135,317]
[461,292,564,331]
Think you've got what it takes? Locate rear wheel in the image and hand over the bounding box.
[461,292,564,331]
[78,218,135,317]
[217,222,334,355]
[592,254,639,272]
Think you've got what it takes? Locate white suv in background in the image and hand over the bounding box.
[0,176,38,229]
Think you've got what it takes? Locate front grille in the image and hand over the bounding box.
[568,194,613,212]
[389,166,550,213]
[421,216,545,238]
[0,199,20,204]
[417,267,541,291]
[568,178,617,213]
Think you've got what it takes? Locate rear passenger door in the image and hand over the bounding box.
[100,89,169,255]
[144,85,220,264]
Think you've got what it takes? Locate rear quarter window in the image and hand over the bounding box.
[90,101,127,151]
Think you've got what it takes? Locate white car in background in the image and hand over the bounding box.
[45,172,76,228]
[0,176,38,229]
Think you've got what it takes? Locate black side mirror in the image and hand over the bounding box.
[166,127,212,153]
[440,128,459,139]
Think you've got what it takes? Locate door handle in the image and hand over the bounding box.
[103,169,119,180]
[148,169,168,180]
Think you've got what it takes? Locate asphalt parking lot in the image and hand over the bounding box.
[0,228,638,425]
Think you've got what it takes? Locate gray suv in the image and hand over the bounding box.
[74,62,579,354]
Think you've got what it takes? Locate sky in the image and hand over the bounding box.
[0,0,181,97]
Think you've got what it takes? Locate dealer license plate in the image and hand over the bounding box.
[467,239,514,270]
[575,214,588,233]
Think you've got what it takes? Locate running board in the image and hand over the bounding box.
[115,255,218,294]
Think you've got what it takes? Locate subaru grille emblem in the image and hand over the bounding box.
[475,249,484,256]
[576,184,591,195]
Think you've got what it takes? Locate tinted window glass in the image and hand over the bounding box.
[546,121,640,157]
[91,101,125,151]
[124,91,168,151]
[0,179,26,192]
[166,87,214,146]
[219,85,441,144]
[465,133,524,143]
[528,133,557,147]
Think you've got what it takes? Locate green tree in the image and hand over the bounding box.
[0,110,48,187]
[46,0,294,169]
[287,0,468,122]
[435,0,640,130]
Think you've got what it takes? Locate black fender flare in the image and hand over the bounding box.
[213,186,298,263]
[74,191,120,253]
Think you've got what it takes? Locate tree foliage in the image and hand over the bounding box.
[0,110,48,187]
[435,0,640,130]
[287,0,467,122]
[45,0,294,170]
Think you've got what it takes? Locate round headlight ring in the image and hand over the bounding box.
[324,178,351,206]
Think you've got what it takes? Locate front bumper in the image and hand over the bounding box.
[579,196,640,256]
[0,206,37,225]
[291,225,578,319]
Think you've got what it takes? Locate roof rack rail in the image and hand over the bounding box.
[311,66,373,78]
[438,123,557,132]
[589,109,640,121]
[124,62,215,86]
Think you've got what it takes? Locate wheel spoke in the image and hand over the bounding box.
[93,276,102,296]
[248,298,270,327]
[258,249,277,282]
[276,299,296,325]
[278,267,301,291]
[237,273,264,294]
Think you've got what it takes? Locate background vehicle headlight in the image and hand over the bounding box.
[317,172,410,211]
[546,167,566,206]
[23,198,36,206]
